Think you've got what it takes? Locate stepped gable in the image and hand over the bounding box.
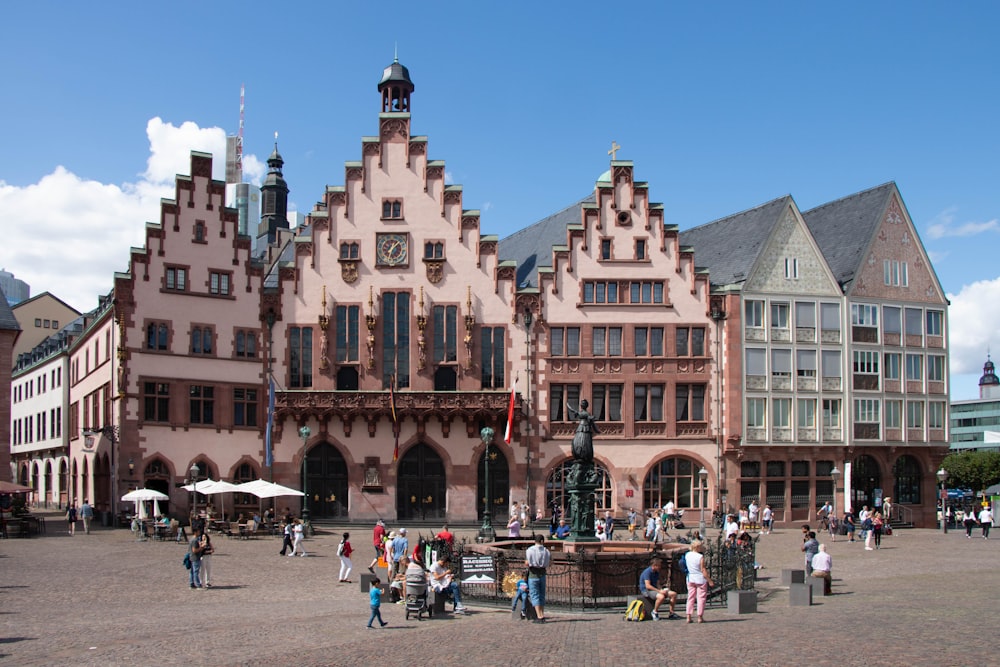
[498,194,595,289]
[801,182,895,291]
[678,196,792,288]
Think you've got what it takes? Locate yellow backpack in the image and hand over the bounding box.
[624,598,646,621]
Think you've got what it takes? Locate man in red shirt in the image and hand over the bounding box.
[368,519,386,574]
[435,523,455,549]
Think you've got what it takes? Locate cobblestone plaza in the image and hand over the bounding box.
[1,517,994,666]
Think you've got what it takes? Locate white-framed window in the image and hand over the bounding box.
[929,401,946,429]
[746,348,766,376]
[905,353,923,381]
[784,257,799,279]
[883,260,908,286]
[821,350,842,378]
[795,302,816,329]
[853,350,879,375]
[770,302,789,329]
[855,399,880,424]
[926,310,944,336]
[822,399,841,428]
[773,398,792,428]
[928,355,945,382]
[851,303,879,327]
[883,306,901,335]
[906,401,924,429]
[905,308,923,337]
[797,399,816,428]
[885,400,902,428]
[745,300,765,328]
[747,398,767,428]
[796,349,816,377]
[884,353,901,380]
[772,349,792,378]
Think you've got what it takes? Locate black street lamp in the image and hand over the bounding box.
[698,466,708,539]
[479,427,496,542]
[299,425,312,523]
[937,468,949,534]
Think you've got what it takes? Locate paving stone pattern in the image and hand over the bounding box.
[0,514,994,666]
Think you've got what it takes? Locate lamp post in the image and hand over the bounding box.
[299,426,312,523]
[698,466,708,539]
[937,468,948,534]
[831,465,841,521]
[189,463,199,524]
[479,427,496,542]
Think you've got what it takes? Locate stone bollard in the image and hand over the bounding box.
[727,589,758,614]
[781,569,806,585]
[807,575,827,596]
[789,582,813,606]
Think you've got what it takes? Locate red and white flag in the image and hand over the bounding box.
[504,375,518,444]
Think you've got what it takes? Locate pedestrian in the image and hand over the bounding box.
[80,499,94,535]
[748,500,760,531]
[279,519,293,555]
[644,511,656,541]
[289,518,307,557]
[963,509,978,538]
[366,576,388,628]
[520,502,529,529]
[604,510,615,540]
[391,528,408,577]
[434,523,455,550]
[368,519,386,573]
[664,500,676,530]
[802,531,819,574]
[525,533,551,623]
[627,508,638,540]
[188,526,205,589]
[978,505,993,539]
[761,504,773,535]
[200,527,215,587]
[338,532,353,582]
[507,514,521,538]
[871,512,884,550]
[827,512,838,541]
[882,497,893,525]
[66,501,78,536]
[683,540,714,623]
[843,511,856,542]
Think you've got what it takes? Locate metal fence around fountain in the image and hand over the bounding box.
[453,534,758,611]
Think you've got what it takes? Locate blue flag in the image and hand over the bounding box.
[265,377,275,467]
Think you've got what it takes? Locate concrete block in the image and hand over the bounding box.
[360,573,377,592]
[789,582,813,606]
[807,575,826,594]
[726,589,757,614]
[781,568,806,585]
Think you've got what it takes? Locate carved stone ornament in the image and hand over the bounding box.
[380,118,408,140]
[341,260,359,284]
[425,260,444,284]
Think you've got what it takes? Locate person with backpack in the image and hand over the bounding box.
[338,532,353,582]
[638,557,678,620]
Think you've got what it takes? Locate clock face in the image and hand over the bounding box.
[376,233,408,266]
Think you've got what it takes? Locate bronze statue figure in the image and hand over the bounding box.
[566,399,599,462]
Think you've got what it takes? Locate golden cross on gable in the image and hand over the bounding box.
[608,141,621,160]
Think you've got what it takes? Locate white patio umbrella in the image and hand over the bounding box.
[200,480,242,520]
[121,488,170,502]
[236,480,305,499]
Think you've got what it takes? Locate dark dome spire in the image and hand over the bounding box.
[981,354,999,387]
[378,57,414,113]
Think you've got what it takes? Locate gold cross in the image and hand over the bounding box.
[608,141,621,160]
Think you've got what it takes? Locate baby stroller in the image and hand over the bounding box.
[404,570,433,620]
[674,509,686,530]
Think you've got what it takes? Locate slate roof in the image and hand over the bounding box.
[802,182,895,290]
[678,196,793,288]
[0,285,20,331]
[498,194,594,289]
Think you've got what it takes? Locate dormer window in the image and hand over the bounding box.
[382,199,403,220]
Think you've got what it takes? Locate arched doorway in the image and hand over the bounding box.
[643,455,709,511]
[44,461,54,508]
[477,447,510,524]
[892,455,921,506]
[851,455,881,512]
[58,460,68,507]
[92,454,110,512]
[144,459,172,516]
[305,442,349,519]
[545,460,612,520]
[397,443,446,520]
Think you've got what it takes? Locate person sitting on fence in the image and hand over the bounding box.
[638,557,678,620]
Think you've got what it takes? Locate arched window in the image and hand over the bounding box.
[892,455,921,504]
[643,456,709,510]
[545,460,612,517]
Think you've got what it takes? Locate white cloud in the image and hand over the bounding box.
[947,277,1000,376]
[444,171,454,184]
[482,201,493,212]
[0,118,260,313]
[927,207,1000,239]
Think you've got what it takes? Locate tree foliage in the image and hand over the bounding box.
[941,450,1000,495]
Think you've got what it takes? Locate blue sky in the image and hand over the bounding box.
[1,2,997,399]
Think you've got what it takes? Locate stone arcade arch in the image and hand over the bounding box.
[852,454,882,512]
[643,455,710,512]
[396,443,446,521]
[303,442,349,519]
